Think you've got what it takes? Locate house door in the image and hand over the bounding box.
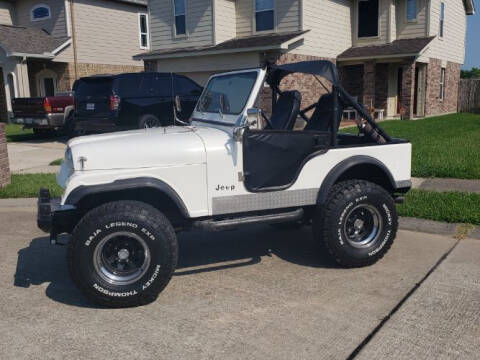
[414,64,426,117]
[36,69,57,97]
[387,64,399,117]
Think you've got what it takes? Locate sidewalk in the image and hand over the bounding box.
[412,177,480,194]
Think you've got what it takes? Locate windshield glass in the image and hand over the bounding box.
[196,72,257,118]
[75,79,112,97]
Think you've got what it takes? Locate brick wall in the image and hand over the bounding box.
[28,61,144,95]
[400,61,416,119]
[425,59,461,116]
[259,52,336,117]
[0,123,10,188]
[339,65,363,102]
[375,63,389,111]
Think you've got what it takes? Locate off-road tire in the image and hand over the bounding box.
[313,180,398,267]
[68,201,178,308]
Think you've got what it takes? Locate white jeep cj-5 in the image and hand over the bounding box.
[38,61,411,307]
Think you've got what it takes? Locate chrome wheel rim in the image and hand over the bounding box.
[343,204,382,248]
[93,232,150,285]
[144,119,159,128]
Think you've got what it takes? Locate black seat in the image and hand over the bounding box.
[267,90,302,130]
[304,93,344,132]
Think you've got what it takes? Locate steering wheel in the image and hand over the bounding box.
[261,112,274,129]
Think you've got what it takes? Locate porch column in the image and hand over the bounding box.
[363,60,376,108]
[400,61,416,119]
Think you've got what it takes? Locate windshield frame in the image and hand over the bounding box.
[192,68,265,127]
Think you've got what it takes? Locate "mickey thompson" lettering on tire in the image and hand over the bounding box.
[93,283,138,297]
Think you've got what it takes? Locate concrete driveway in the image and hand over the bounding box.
[7,140,66,174]
[0,201,479,359]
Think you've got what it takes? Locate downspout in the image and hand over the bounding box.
[69,0,78,81]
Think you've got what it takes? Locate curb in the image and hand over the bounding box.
[0,198,479,238]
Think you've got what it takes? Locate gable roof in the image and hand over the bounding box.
[338,37,435,61]
[0,25,69,58]
[134,30,308,60]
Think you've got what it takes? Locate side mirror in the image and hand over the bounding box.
[246,108,261,127]
[175,95,182,113]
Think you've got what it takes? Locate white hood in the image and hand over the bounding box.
[68,126,207,171]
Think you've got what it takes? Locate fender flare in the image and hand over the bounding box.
[316,155,397,205]
[65,177,190,218]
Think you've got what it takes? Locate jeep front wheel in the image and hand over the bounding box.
[68,201,178,308]
[313,180,398,267]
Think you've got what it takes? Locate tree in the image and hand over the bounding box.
[461,67,480,79]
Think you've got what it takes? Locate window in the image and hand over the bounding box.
[174,0,186,36]
[407,0,417,21]
[439,2,445,37]
[439,68,446,100]
[197,72,258,118]
[358,0,379,38]
[31,4,51,21]
[138,13,149,49]
[255,0,274,32]
[174,76,202,96]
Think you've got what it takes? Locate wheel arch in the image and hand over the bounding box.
[316,155,397,205]
[65,177,190,229]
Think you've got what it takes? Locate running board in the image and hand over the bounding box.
[193,208,304,231]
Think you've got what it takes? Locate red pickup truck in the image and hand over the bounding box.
[11,93,74,136]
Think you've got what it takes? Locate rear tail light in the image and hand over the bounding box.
[43,98,52,113]
[110,95,120,111]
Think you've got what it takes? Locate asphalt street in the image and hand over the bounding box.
[0,202,478,359]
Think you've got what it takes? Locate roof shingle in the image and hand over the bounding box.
[134,30,308,59]
[338,37,435,60]
[0,25,69,56]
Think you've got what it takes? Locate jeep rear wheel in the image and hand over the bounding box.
[68,201,178,308]
[313,180,397,267]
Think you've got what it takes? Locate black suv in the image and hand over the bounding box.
[70,72,202,135]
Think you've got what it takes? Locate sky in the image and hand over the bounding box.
[464,14,480,69]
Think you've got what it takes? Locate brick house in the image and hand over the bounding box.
[135,0,475,119]
[0,0,149,121]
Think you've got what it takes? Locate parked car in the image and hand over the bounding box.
[11,92,74,136]
[38,61,411,308]
[71,72,202,135]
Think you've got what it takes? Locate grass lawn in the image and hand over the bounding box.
[0,174,63,199]
[397,189,480,225]
[5,124,35,142]
[341,113,480,179]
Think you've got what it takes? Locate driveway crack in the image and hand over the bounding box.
[346,239,461,359]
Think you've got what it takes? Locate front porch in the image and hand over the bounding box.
[339,59,428,120]
[337,37,436,120]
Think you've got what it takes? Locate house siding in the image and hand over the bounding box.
[0,1,13,25]
[424,0,466,64]
[297,0,352,58]
[15,0,68,39]
[214,0,236,43]
[72,0,145,66]
[149,0,213,50]
[396,0,428,39]
[236,0,301,37]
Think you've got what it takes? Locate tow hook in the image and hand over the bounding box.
[394,196,404,204]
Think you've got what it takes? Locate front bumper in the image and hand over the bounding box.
[37,188,77,243]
